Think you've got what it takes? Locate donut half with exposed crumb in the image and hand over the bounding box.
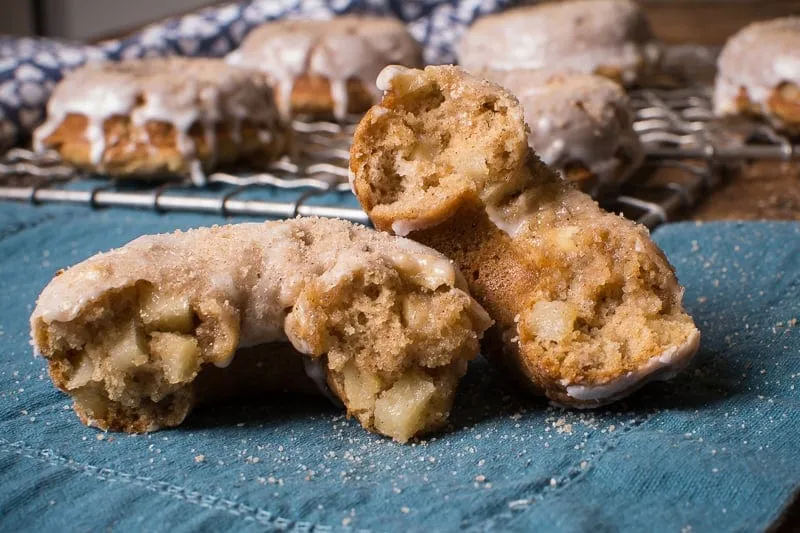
[350,65,700,408]
[34,57,290,185]
[30,217,491,442]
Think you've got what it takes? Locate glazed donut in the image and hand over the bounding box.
[485,70,644,195]
[350,66,700,408]
[458,0,659,87]
[226,16,422,120]
[714,17,800,133]
[31,217,491,442]
[33,57,290,185]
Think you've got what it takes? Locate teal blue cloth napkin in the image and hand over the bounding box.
[0,203,798,532]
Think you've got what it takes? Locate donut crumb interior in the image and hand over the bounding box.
[33,248,486,442]
[351,66,699,402]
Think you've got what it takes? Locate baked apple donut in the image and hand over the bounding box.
[33,57,290,185]
[458,0,659,87]
[226,16,422,120]
[485,70,644,195]
[714,17,800,133]
[30,217,491,442]
[350,66,700,408]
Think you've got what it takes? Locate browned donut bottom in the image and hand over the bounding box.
[49,341,319,433]
[732,82,800,134]
[37,114,290,179]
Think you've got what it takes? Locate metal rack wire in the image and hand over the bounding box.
[1,87,798,229]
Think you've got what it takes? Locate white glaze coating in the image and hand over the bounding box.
[484,201,530,238]
[714,17,800,124]
[358,65,700,410]
[562,329,701,403]
[31,218,488,376]
[458,0,659,86]
[487,70,644,191]
[33,58,283,185]
[226,16,422,120]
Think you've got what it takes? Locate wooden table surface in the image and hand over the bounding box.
[640,1,800,223]
[643,0,800,45]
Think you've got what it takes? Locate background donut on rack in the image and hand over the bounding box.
[484,70,645,197]
[32,57,290,185]
[225,16,423,121]
[458,0,661,88]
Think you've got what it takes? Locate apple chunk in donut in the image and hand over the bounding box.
[350,65,700,408]
[30,218,491,442]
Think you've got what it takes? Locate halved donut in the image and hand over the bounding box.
[30,217,491,442]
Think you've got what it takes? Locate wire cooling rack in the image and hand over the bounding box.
[1,87,798,229]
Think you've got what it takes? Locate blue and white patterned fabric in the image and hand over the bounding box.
[0,0,516,153]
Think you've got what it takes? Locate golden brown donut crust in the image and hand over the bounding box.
[735,83,800,134]
[285,75,376,119]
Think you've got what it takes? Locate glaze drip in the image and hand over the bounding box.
[34,57,283,184]
[458,0,660,87]
[714,17,800,127]
[226,16,422,120]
